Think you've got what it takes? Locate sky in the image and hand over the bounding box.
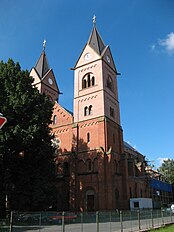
[0,0,174,168]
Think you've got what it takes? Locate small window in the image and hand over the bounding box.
[107,75,113,91]
[53,115,57,124]
[110,107,115,118]
[84,106,88,116]
[87,159,92,172]
[92,76,95,86]
[87,132,90,143]
[84,105,93,116]
[89,105,92,115]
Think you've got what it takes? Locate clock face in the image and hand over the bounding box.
[48,78,53,85]
[106,55,111,63]
[84,53,91,60]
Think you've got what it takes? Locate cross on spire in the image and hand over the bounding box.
[43,39,46,51]
[92,15,96,27]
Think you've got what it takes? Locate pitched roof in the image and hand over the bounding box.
[35,51,50,79]
[87,26,106,55]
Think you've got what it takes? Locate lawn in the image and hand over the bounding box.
[149,224,174,232]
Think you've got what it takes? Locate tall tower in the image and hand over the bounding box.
[73,19,124,211]
[30,41,60,102]
[74,20,120,125]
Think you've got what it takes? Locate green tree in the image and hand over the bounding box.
[158,159,174,184]
[0,59,56,217]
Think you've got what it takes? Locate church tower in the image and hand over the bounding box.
[30,41,60,102]
[73,18,125,211]
[74,19,120,126]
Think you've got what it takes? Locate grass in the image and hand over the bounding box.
[149,224,174,232]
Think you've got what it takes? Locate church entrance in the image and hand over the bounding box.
[86,189,95,211]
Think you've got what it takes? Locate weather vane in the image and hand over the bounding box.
[43,39,46,51]
[93,15,96,26]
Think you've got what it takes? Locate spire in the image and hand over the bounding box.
[87,16,106,55]
[34,40,50,79]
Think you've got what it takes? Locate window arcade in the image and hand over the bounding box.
[82,73,95,89]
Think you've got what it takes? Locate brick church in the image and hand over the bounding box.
[30,21,173,211]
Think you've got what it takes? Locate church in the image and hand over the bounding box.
[30,20,173,211]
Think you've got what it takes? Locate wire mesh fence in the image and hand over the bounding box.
[0,209,173,232]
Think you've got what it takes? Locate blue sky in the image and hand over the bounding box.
[0,0,174,168]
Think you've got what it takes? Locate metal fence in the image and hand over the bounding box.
[0,209,174,232]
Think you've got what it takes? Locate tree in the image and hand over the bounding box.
[0,59,56,217]
[158,159,174,184]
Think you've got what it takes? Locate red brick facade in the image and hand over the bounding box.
[30,24,173,211]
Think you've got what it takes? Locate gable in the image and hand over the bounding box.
[30,67,41,85]
[74,44,101,69]
[42,69,60,93]
[102,46,117,73]
[51,102,73,127]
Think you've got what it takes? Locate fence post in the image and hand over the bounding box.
[81,212,83,232]
[39,212,42,232]
[137,210,141,232]
[151,209,154,228]
[161,208,164,225]
[120,211,123,232]
[170,210,172,223]
[9,211,13,232]
[96,211,99,232]
[109,211,112,232]
[62,211,65,232]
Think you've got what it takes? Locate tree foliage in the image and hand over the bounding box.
[0,59,56,216]
[158,159,174,185]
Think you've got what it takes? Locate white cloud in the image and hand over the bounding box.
[158,32,174,53]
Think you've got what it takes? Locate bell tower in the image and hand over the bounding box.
[74,19,121,127]
[30,40,60,102]
[73,18,124,211]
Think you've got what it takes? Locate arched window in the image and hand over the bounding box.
[83,79,87,89]
[87,74,90,87]
[86,189,95,211]
[84,106,88,116]
[84,106,93,116]
[110,107,115,118]
[107,75,113,91]
[82,73,95,89]
[89,105,92,115]
[87,159,92,172]
[91,76,95,86]
[53,115,57,124]
[87,132,90,143]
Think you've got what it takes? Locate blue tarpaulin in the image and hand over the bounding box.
[149,178,172,192]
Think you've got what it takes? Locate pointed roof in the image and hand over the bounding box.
[87,25,106,55]
[35,51,50,79]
